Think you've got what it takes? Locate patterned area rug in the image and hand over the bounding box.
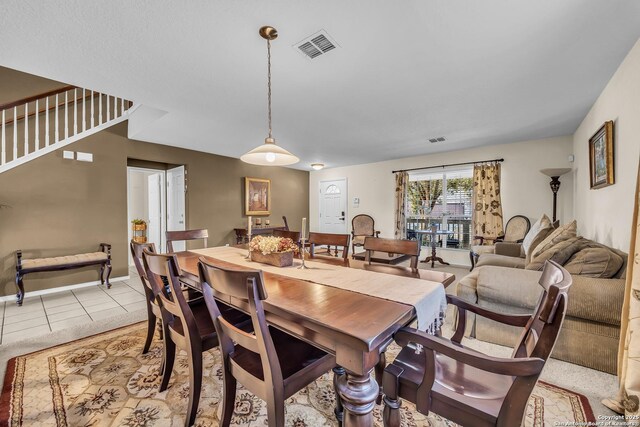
[0,323,595,426]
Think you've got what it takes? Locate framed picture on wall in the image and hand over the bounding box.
[245,177,271,215]
[589,120,615,189]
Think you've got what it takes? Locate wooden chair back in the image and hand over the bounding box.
[130,240,161,301]
[282,215,290,231]
[198,259,283,395]
[363,237,420,269]
[166,228,208,252]
[142,250,199,346]
[273,229,301,242]
[308,232,350,260]
[512,260,572,360]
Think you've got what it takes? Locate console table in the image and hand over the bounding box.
[233,225,287,243]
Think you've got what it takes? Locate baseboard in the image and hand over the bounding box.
[0,276,130,302]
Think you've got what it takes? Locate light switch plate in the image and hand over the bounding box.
[62,151,74,160]
[76,152,93,162]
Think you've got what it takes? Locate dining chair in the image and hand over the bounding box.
[363,237,421,269]
[282,215,290,231]
[130,240,162,355]
[351,214,380,255]
[272,229,301,242]
[142,249,250,427]
[166,228,209,252]
[198,258,336,427]
[308,232,351,260]
[382,260,572,427]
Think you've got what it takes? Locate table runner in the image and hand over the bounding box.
[190,246,447,332]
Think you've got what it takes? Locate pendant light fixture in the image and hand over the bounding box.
[240,26,299,166]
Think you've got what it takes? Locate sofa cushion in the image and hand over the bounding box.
[476,253,526,269]
[471,245,495,255]
[564,247,625,278]
[530,220,577,261]
[526,236,582,271]
[521,214,553,264]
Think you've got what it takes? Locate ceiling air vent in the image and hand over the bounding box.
[294,30,339,60]
[428,136,446,143]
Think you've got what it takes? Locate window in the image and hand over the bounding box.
[406,167,473,249]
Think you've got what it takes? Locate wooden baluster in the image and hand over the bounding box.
[64,91,69,139]
[113,97,118,118]
[99,93,103,125]
[45,97,50,147]
[24,102,28,156]
[34,99,39,150]
[55,94,59,143]
[90,90,95,128]
[13,106,17,160]
[73,88,78,135]
[106,95,110,122]
[121,97,125,115]
[82,89,86,132]
[1,109,5,165]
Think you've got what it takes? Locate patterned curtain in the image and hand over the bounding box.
[394,172,409,239]
[604,160,640,422]
[472,162,504,239]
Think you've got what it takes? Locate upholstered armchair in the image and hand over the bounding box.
[351,214,380,255]
[470,215,530,270]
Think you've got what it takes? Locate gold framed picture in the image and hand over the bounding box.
[245,177,271,215]
[589,121,615,189]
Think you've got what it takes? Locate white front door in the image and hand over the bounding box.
[167,165,186,251]
[319,178,347,234]
[147,173,163,251]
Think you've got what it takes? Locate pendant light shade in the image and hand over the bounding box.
[240,137,299,166]
[241,26,299,166]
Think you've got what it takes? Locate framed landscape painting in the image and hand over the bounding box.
[245,177,271,215]
[589,121,615,189]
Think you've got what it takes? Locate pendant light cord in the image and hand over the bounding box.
[267,38,272,139]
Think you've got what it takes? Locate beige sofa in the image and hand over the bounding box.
[456,241,627,374]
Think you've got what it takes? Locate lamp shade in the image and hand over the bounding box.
[540,168,572,178]
[240,138,299,166]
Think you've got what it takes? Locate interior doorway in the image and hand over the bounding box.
[127,165,187,264]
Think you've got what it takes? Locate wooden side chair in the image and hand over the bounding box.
[308,232,350,260]
[282,215,290,231]
[198,259,336,427]
[272,229,301,242]
[382,260,572,427]
[351,214,380,255]
[142,250,249,427]
[130,240,163,355]
[166,228,209,252]
[363,237,421,269]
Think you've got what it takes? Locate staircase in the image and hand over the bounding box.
[0,85,135,174]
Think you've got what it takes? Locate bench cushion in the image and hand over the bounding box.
[21,252,108,269]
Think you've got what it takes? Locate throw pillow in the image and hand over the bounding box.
[564,247,625,278]
[526,236,581,271]
[531,220,577,261]
[521,214,553,264]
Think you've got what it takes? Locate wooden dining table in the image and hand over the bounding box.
[175,249,454,427]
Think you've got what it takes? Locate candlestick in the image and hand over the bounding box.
[246,216,252,259]
[298,236,309,269]
[301,217,306,239]
[248,216,252,236]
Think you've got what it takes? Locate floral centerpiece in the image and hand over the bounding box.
[249,235,299,267]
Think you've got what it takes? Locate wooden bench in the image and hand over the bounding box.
[15,243,112,306]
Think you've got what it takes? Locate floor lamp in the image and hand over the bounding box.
[540,168,572,223]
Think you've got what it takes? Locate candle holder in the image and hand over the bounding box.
[245,232,252,259]
[297,237,309,269]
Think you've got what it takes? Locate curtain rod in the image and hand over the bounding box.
[391,158,504,174]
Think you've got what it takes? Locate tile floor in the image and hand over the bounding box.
[0,268,145,345]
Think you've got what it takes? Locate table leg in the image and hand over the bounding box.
[333,366,346,426]
[336,369,379,427]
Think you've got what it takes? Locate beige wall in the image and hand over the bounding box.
[310,136,574,266]
[572,38,640,252]
[0,123,309,297]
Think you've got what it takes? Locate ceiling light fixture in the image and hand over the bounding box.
[241,26,299,166]
[311,163,325,170]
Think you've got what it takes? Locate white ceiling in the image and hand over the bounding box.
[1,1,640,170]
